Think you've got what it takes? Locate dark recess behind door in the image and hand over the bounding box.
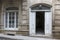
[36,11,45,34]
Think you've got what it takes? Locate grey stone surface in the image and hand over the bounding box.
[0,37,23,40]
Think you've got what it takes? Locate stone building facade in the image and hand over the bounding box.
[0,0,60,39]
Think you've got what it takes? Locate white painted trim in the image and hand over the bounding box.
[4,28,18,30]
[45,11,52,36]
[8,12,9,29]
[29,11,36,36]
[15,12,16,28]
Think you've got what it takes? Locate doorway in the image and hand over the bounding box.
[36,12,45,34]
[29,4,52,36]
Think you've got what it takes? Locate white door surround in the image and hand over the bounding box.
[29,3,52,36]
[29,10,52,36]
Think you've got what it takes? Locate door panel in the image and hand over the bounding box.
[29,11,36,35]
[45,11,52,35]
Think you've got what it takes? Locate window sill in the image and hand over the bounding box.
[4,28,18,31]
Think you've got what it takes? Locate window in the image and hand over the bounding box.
[4,7,18,30]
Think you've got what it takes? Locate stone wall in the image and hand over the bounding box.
[0,0,60,38]
[16,0,29,35]
[28,0,52,7]
[52,0,60,38]
[0,0,29,35]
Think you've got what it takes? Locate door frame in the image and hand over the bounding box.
[29,8,52,36]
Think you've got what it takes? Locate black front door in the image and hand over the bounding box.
[36,11,45,34]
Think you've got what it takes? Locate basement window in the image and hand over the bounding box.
[7,34,15,36]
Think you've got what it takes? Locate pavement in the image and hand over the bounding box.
[0,34,59,40]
